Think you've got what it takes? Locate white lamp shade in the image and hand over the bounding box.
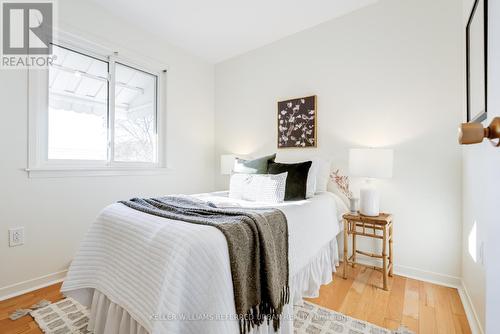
[220,155,236,175]
[349,148,393,179]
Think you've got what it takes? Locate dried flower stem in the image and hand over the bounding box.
[330,169,353,199]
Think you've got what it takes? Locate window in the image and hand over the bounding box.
[48,45,109,161]
[28,39,166,177]
[113,62,157,163]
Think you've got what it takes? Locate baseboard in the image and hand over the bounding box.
[0,270,67,301]
[351,258,483,334]
[353,257,462,288]
[459,280,484,334]
[391,263,462,288]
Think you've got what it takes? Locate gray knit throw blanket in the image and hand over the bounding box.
[119,196,289,334]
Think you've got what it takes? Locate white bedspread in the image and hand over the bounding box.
[61,191,344,334]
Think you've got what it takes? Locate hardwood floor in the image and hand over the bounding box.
[0,265,471,334]
[0,283,64,334]
[306,265,471,334]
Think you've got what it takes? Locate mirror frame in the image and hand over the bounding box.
[466,0,488,123]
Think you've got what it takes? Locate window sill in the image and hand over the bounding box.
[25,167,173,178]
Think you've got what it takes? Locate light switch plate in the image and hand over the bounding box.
[9,227,25,247]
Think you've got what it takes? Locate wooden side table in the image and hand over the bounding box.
[342,212,393,290]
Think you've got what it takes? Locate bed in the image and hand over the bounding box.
[61,191,348,334]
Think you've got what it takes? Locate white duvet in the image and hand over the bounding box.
[61,191,346,334]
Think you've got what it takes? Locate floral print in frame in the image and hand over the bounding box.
[277,95,317,148]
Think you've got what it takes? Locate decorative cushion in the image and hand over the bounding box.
[233,153,276,174]
[229,172,288,203]
[267,161,312,200]
[276,158,317,198]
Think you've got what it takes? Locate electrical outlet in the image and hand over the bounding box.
[9,227,24,247]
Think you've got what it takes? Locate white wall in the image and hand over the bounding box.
[0,0,215,296]
[462,0,500,332]
[215,0,463,283]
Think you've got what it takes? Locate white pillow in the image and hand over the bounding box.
[314,158,331,193]
[305,161,317,198]
[332,193,349,221]
[229,172,288,203]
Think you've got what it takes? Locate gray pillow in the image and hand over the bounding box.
[233,154,276,174]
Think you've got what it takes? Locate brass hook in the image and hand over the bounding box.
[459,117,500,147]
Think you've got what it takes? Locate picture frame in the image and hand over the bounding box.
[466,0,488,123]
[277,95,317,148]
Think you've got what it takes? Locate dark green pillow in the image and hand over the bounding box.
[267,161,312,200]
[233,153,276,174]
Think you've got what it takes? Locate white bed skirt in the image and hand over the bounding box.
[66,238,340,334]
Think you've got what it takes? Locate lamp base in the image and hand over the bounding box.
[359,181,380,217]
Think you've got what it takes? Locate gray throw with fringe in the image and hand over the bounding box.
[119,196,289,334]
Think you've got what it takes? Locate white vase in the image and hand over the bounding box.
[349,198,359,213]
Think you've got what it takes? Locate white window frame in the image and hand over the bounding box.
[27,32,169,178]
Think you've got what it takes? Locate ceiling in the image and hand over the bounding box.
[89,0,379,63]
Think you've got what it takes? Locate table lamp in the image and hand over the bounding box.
[349,148,393,216]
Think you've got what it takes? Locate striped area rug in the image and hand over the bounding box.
[28,297,414,334]
[294,301,415,334]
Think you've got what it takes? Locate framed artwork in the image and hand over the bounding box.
[466,0,487,123]
[277,95,317,148]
